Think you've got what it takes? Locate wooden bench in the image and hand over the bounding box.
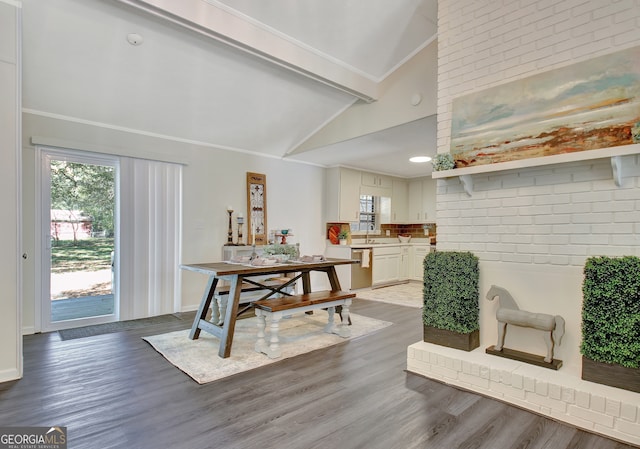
[253,290,356,359]
[211,278,294,325]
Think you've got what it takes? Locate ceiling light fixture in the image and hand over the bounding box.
[409,156,432,163]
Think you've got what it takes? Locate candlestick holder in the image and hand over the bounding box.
[225,209,234,246]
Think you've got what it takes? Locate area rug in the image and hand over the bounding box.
[58,313,185,340]
[356,282,423,308]
[143,313,391,384]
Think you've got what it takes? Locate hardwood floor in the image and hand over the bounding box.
[0,300,635,449]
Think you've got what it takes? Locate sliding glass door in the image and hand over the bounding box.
[40,149,119,332]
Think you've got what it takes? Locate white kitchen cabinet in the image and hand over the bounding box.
[411,245,431,281]
[360,176,392,198]
[408,177,437,222]
[423,177,437,222]
[408,179,423,222]
[327,167,414,224]
[390,179,408,223]
[361,172,392,189]
[325,167,361,222]
[372,246,401,286]
[400,246,410,280]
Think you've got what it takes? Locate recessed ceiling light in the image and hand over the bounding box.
[409,156,432,163]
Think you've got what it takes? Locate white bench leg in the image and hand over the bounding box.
[216,296,227,325]
[337,299,352,338]
[255,310,283,359]
[255,309,268,354]
[265,312,283,358]
[323,306,336,334]
[256,299,354,358]
[210,294,222,325]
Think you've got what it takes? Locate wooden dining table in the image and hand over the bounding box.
[180,258,358,358]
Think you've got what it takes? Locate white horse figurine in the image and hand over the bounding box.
[486,285,565,363]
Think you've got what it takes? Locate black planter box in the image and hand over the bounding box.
[581,356,640,393]
[423,325,479,352]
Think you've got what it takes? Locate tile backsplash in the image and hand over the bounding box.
[380,223,436,239]
[326,222,437,241]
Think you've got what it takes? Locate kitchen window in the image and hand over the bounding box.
[356,194,377,231]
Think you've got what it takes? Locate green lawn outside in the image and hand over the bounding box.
[51,238,114,273]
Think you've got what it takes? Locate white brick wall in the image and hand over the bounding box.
[437,0,640,265]
[437,157,640,264]
[424,1,640,444]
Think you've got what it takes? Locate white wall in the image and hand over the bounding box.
[436,0,640,374]
[0,0,21,382]
[21,113,329,333]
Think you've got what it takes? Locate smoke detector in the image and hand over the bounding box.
[126,33,144,46]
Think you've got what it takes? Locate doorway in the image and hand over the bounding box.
[39,149,119,332]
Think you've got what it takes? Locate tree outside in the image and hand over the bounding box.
[50,160,115,301]
[50,160,115,241]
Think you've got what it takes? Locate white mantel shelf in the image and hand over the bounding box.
[432,144,640,196]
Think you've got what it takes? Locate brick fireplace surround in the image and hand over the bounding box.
[411,0,640,445]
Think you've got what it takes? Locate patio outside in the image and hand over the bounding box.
[50,238,114,321]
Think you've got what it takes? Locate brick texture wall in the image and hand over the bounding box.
[437,159,640,264]
[417,1,640,443]
[437,0,640,265]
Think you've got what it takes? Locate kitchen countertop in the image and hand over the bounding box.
[329,239,435,249]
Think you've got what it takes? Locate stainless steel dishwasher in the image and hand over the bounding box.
[350,248,372,289]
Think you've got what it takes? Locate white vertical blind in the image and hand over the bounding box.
[118,157,182,319]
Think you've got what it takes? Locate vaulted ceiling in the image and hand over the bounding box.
[21,0,438,177]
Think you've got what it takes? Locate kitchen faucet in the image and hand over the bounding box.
[365,225,374,244]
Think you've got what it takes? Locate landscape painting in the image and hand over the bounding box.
[450,46,640,167]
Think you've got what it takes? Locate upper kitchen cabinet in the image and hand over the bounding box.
[360,172,392,197]
[361,173,392,189]
[326,167,361,222]
[408,176,437,222]
[326,167,412,223]
[389,179,408,223]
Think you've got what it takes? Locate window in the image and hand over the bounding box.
[356,195,377,232]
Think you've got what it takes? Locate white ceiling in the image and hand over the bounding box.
[289,116,438,178]
[211,0,437,81]
[21,0,438,178]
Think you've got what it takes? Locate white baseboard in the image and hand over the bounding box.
[0,368,21,383]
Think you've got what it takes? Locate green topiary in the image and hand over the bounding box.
[581,256,640,368]
[423,251,479,334]
[263,244,298,257]
[431,153,455,171]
